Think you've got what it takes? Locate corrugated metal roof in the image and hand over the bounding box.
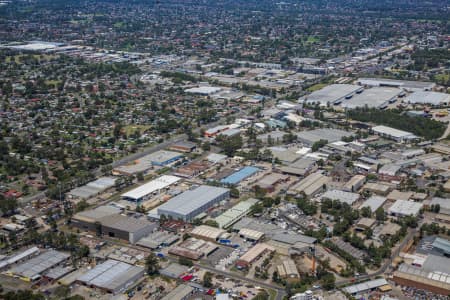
[221,166,260,185]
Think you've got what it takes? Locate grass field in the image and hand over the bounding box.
[306,83,327,92]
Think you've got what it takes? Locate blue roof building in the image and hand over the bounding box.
[221,166,260,185]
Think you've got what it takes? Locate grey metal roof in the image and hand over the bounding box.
[8,250,70,279]
[272,232,317,245]
[296,128,353,144]
[100,214,155,233]
[77,259,144,293]
[321,190,359,205]
[301,84,362,105]
[157,185,229,216]
[344,278,388,294]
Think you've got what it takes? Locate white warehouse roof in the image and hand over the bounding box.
[372,125,416,140]
[184,86,222,95]
[121,175,181,201]
[388,200,423,216]
[405,91,450,105]
[360,195,387,212]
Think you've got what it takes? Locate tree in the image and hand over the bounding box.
[230,187,240,198]
[203,271,213,288]
[179,257,194,267]
[217,134,243,157]
[136,172,145,182]
[145,253,159,276]
[204,220,219,228]
[375,207,386,221]
[361,206,372,218]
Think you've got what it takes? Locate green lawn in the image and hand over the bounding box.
[307,83,327,92]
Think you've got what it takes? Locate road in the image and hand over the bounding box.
[438,121,450,140]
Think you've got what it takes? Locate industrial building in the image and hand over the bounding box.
[168,141,197,153]
[156,185,230,221]
[220,166,260,185]
[184,86,222,95]
[71,205,158,244]
[161,284,194,300]
[290,171,330,197]
[363,182,392,195]
[239,228,265,241]
[359,195,387,213]
[280,157,317,176]
[189,225,229,242]
[277,259,300,280]
[321,189,359,205]
[67,177,116,200]
[426,197,450,215]
[393,263,450,296]
[296,128,353,146]
[341,87,401,109]
[236,243,275,268]
[174,161,210,178]
[300,84,363,106]
[0,246,40,270]
[6,250,70,282]
[214,198,260,229]
[136,231,179,249]
[357,78,435,92]
[168,238,218,260]
[342,175,366,192]
[77,259,144,294]
[113,150,183,175]
[405,91,450,106]
[388,200,423,217]
[372,125,416,142]
[344,278,390,296]
[121,175,181,202]
[254,173,289,192]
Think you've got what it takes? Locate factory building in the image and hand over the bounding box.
[156,185,230,221]
[71,205,158,244]
[342,175,366,192]
[388,200,423,217]
[6,250,70,282]
[113,150,184,175]
[121,175,181,202]
[213,198,259,229]
[220,166,260,185]
[372,125,416,142]
[235,243,275,269]
[290,171,330,197]
[296,128,353,146]
[77,259,144,294]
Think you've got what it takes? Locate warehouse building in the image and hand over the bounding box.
[168,141,197,153]
[321,189,359,205]
[280,157,317,176]
[239,228,265,242]
[184,86,222,95]
[236,243,275,269]
[189,225,228,242]
[363,182,392,195]
[393,263,450,296]
[342,175,366,192]
[407,92,449,105]
[67,177,116,200]
[6,250,70,282]
[254,173,289,192]
[372,125,416,142]
[168,238,218,260]
[357,78,435,92]
[121,175,181,202]
[113,151,184,175]
[77,259,144,294]
[161,284,194,300]
[300,84,363,106]
[71,205,158,244]
[344,278,390,296]
[0,246,40,270]
[290,171,330,197]
[277,259,300,280]
[136,231,179,249]
[426,197,450,216]
[156,185,230,221]
[341,87,401,109]
[220,166,260,185]
[214,198,260,229]
[359,195,387,213]
[296,128,353,146]
[388,200,423,217]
